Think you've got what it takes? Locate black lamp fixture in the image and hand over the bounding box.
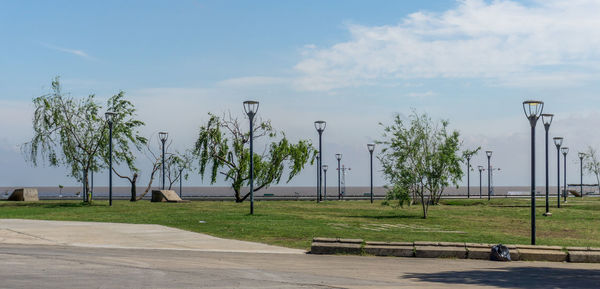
[322,164,328,201]
[158,131,168,190]
[367,143,375,204]
[541,114,553,217]
[486,150,493,201]
[561,146,569,203]
[105,111,116,206]
[523,100,544,245]
[243,100,259,214]
[579,152,585,198]
[553,137,563,208]
[314,121,326,203]
[336,153,342,200]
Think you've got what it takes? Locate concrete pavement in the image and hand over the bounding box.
[0,219,303,254]
[2,219,600,288]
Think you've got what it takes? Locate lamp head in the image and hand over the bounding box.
[322,164,328,171]
[553,137,563,147]
[158,131,168,142]
[522,100,544,120]
[105,111,116,124]
[367,143,375,153]
[579,152,585,159]
[561,147,569,155]
[541,113,553,127]
[335,153,342,161]
[243,100,259,116]
[314,120,326,133]
[486,150,493,158]
[478,165,483,171]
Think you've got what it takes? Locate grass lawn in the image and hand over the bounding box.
[1,198,599,250]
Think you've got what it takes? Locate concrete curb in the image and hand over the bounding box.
[310,238,600,263]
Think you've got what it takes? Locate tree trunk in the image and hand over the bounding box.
[130,173,138,202]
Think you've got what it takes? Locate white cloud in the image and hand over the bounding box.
[407,90,436,98]
[216,76,289,87]
[294,0,600,91]
[41,43,95,60]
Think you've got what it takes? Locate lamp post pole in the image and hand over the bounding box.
[553,137,563,208]
[478,166,483,199]
[542,114,553,216]
[467,156,471,198]
[523,100,544,245]
[105,112,115,206]
[336,154,342,200]
[159,132,168,190]
[562,147,569,203]
[179,167,184,198]
[486,151,492,201]
[579,152,585,198]
[314,121,326,203]
[316,155,320,202]
[243,101,259,215]
[323,165,328,201]
[367,144,375,203]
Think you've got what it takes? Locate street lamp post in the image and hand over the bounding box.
[367,143,375,203]
[466,156,471,198]
[478,166,484,198]
[105,111,116,206]
[523,100,544,245]
[314,121,326,203]
[322,165,328,201]
[244,100,259,215]
[562,147,569,203]
[158,131,168,190]
[542,114,553,216]
[553,137,563,208]
[579,152,585,198]
[336,153,342,200]
[179,166,184,198]
[486,151,492,200]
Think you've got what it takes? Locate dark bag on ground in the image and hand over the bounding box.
[490,244,511,261]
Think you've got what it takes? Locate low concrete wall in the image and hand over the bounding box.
[310,238,600,263]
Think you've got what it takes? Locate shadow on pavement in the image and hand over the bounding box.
[404,266,600,289]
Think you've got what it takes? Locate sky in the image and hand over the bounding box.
[2,0,600,189]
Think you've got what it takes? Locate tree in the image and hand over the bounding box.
[165,151,194,190]
[193,112,316,202]
[378,111,463,219]
[581,146,600,193]
[23,77,145,202]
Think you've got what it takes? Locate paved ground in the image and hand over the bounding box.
[0,219,302,254]
[1,219,600,288]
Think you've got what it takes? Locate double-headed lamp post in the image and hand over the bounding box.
[322,165,328,201]
[367,143,375,203]
[542,114,553,217]
[244,100,259,215]
[579,152,585,198]
[486,151,492,200]
[314,121,326,203]
[523,100,544,246]
[158,131,168,190]
[105,111,116,206]
[478,165,484,198]
[336,153,342,200]
[562,147,569,203]
[553,137,563,208]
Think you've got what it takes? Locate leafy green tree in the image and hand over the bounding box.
[23,77,145,202]
[165,151,194,190]
[378,111,463,218]
[193,113,316,202]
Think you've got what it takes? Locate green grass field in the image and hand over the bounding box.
[1,198,598,250]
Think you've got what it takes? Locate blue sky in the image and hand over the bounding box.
[2,0,600,188]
